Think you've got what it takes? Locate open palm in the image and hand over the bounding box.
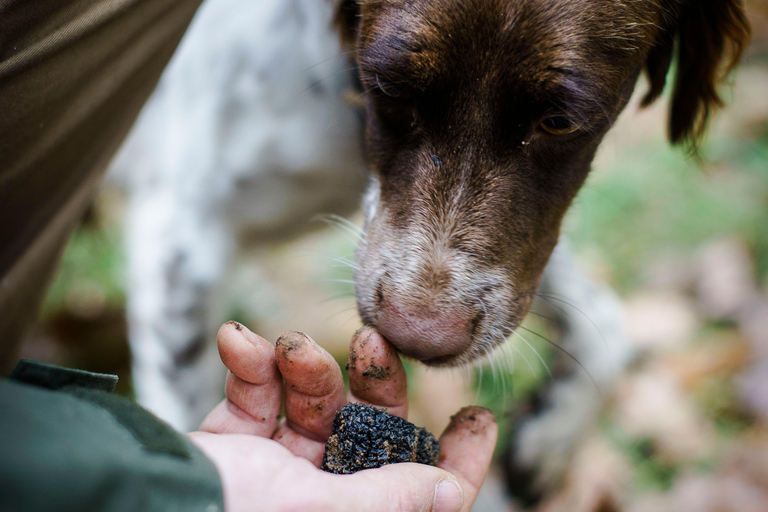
[189,323,497,512]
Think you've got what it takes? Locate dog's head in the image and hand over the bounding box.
[335,0,750,366]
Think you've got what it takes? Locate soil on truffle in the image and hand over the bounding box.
[322,403,440,474]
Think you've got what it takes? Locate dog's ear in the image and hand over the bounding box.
[333,0,362,50]
[642,0,750,156]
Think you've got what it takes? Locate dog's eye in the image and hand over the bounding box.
[539,116,580,135]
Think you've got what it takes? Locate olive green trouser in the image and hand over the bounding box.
[0,0,203,371]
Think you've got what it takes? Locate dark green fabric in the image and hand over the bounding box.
[0,362,224,512]
[10,359,189,458]
[65,387,192,459]
[11,358,119,393]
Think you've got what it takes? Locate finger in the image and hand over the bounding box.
[437,406,498,511]
[320,463,464,512]
[199,322,282,436]
[347,326,408,418]
[274,331,346,452]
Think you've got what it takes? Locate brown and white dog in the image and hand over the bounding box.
[336,0,750,367]
[332,1,749,501]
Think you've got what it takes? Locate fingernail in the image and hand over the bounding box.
[434,479,463,512]
[225,320,246,332]
[276,331,308,350]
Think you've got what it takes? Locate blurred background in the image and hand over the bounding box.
[17,1,768,511]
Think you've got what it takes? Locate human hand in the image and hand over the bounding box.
[188,323,497,512]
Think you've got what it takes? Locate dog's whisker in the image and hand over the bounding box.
[532,292,609,351]
[330,264,360,273]
[325,304,360,323]
[297,71,346,97]
[486,347,499,396]
[502,328,538,377]
[583,92,613,128]
[330,260,360,270]
[315,215,363,238]
[510,327,552,379]
[493,345,507,398]
[314,214,366,246]
[482,343,499,385]
[304,251,358,267]
[340,311,363,329]
[524,309,558,324]
[326,255,361,270]
[517,324,601,395]
[473,361,484,404]
[287,252,359,274]
[302,50,358,74]
[499,334,518,381]
[478,296,489,318]
[319,292,356,304]
[313,278,357,286]
[327,229,362,247]
[298,62,362,90]
[324,214,364,235]
[498,344,510,402]
[318,224,365,248]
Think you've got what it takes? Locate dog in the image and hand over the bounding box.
[333,0,748,500]
[335,0,749,365]
[112,0,749,505]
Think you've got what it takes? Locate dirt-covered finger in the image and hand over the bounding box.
[347,326,408,418]
[199,322,282,435]
[275,331,346,441]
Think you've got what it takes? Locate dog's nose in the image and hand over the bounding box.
[376,298,473,363]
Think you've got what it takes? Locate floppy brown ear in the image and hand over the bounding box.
[642,0,750,156]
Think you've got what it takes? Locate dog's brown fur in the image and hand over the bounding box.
[335,0,750,367]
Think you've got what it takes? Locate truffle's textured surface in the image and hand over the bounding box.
[321,403,440,474]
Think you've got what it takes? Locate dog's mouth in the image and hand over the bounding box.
[420,354,461,367]
[358,277,533,368]
[369,309,527,368]
[353,175,546,368]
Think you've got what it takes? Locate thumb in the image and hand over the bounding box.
[438,406,498,511]
[325,463,463,512]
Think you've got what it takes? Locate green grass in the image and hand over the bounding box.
[564,130,768,292]
[41,221,126,317]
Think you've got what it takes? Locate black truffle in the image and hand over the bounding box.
[321,403,440,474]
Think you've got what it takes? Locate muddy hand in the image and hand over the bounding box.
[191,322,496,512]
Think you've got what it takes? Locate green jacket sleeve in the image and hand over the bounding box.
[0,360,224,512]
